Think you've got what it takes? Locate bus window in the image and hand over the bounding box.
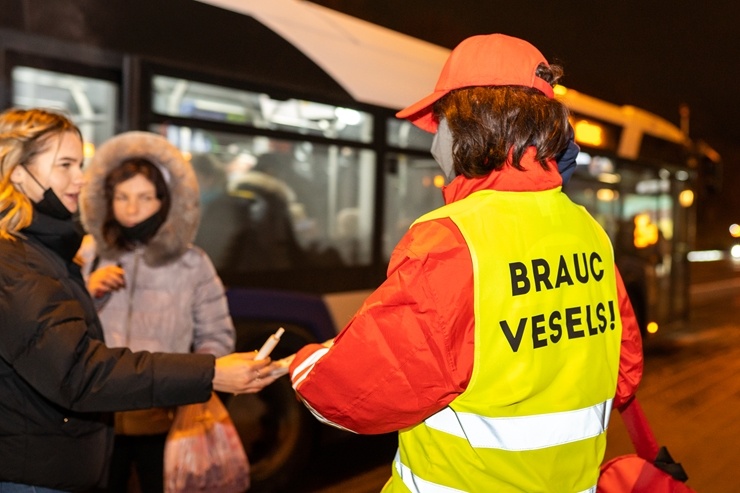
[383,153,445,260]
[152,75,374,143]
[386,118,434,151]
[12,66,118,149]
[567,154,687,333]
[150,124,376,272]
[569,115,621,153]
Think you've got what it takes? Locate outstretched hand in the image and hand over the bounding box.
[265,354,295,378]
[88,265,126,298]
[213,352,284,394]
[265,337,333,380]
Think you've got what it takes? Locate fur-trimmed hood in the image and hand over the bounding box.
[80,131,199,267]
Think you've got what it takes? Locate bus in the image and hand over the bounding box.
[1,0,721,490]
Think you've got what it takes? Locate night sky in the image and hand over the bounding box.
[311,0,740,248]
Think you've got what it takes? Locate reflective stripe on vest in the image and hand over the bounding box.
[393,451,598,493]
[394,450,466,493]
[425,398,612,451]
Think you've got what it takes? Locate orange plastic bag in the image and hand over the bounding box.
[164,393,250,493]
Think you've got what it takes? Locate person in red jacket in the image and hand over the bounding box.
[289,34,643,492]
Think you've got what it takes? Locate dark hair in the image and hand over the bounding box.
[432,63,570,178]
[102,157,171,249]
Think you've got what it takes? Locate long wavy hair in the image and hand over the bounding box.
[432,63,570,178]
[0,108,81,240]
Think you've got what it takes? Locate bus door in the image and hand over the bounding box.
[567,153,686,335]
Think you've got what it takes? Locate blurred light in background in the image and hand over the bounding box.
[596,188,616,202]
[731,244,740,260]
[573,119,604,147]
[633,213,659,248]
[678,189,694,208]
[335,107,362,126]
[687,250,724,262]
[597,173,621,184]
[83,142,95,159]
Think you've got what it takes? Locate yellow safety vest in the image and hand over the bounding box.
[385,188,622,493]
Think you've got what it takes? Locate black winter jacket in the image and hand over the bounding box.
[0,212,214,491]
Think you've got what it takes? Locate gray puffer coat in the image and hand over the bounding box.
[79,131,235,434]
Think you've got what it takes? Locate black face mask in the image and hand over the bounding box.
[24,208,85,263]
[21,165,73,220]
[120,208,167,244]
[33,187,73,220]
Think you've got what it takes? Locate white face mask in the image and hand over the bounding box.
[431,118,455,181]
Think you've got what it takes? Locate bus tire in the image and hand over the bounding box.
[223,323,318,493]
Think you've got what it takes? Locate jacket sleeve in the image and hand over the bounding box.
[0,257,214,413]
[76,234,97,280]
[190,249,236,357]
[613,267,644,409]
[289,218,475,434]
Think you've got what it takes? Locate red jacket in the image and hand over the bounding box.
[290,153,643,434]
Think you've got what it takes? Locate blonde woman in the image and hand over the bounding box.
[0,108,279,493]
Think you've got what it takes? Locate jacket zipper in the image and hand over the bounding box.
[124,249,141,347]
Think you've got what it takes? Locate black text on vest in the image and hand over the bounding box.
[500,301,617,352]
[509,252,604,296]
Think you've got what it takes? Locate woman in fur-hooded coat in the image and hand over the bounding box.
[78,131,235,491]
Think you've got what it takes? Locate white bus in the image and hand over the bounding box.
[1,0,720,489]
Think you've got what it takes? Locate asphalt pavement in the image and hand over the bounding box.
[603,275,740,493]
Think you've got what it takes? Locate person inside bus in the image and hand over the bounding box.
[224,149,258,190]
[191,152,237,271]
[285,34,644,492]
[190,152,229,210]
[77,132,237,493]
[194,150,307,273]
[0,108,281,493]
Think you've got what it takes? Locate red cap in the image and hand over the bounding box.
[396,34,554,133]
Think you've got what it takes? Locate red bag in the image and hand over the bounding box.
[597,397,695,493]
